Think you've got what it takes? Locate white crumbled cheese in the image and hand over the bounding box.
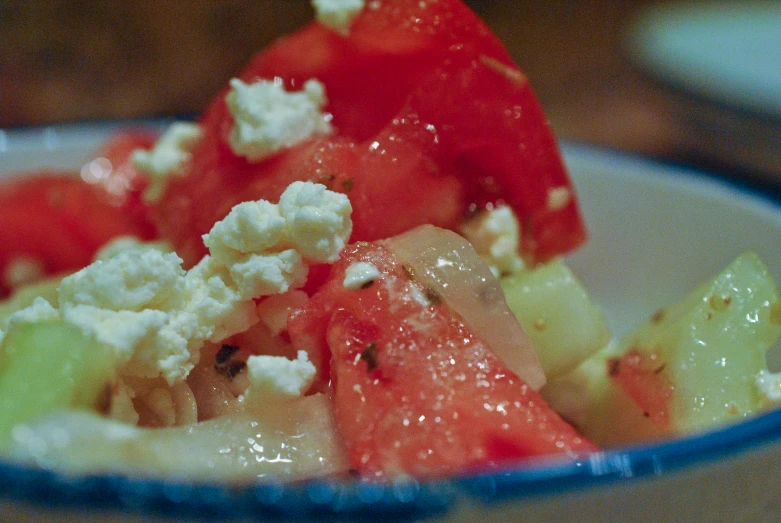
[205,180,352,267]
[58,250,187,313]
[203,200,287,265]
[242,350,316,406]
[225,78,333,162]
[3,297,59,331]
[131,122,203,203]
[756,370,781,403]
[278,181,353,262]
[343,262,381,289]
[94,236,174,262]
[1,181,352,386]
[547,186,572,212]
[312,0,365,35]
[62,306,170,365]
[0,295,57,345]
[459,205,525,277]
[227,250,308,298]
[177,257,257,343]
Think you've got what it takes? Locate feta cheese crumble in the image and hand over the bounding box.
[225,78,333,162]
[241,350,317,406]
[343,262,381,289]
[203,181,352,295]
[756,370,781,404]
[459,205,525,277]
[131,122,203,203]
[312,0,365,35]
[3,181,352,387]
[278,181,353,263]
[547,186,572,212]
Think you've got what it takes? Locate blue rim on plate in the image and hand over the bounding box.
[3,125,781,520]
[2,406,781,520]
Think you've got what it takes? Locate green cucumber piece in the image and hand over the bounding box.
[0,320,115,447]
[501,260,611,379]
[543,252,781,446]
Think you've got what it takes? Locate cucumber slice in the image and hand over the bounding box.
[0,275,62,329]
[0,320,116,447]
[543,252,781,446]
[501,260,611,379]
[9,394,348,481]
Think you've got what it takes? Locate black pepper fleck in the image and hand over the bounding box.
[425,287,443,305]
[360,342,379,372]
[214,344,245,380]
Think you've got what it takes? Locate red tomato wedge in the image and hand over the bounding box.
[153,0,586,267]
[288,240,596,478]
[0,174,157,297]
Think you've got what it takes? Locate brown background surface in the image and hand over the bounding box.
[0,0,763,176]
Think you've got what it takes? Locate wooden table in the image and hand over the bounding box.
[0,0,757,178]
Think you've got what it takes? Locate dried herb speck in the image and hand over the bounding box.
[425,287,443,305]
[608,358,620,377]
[214,344,245,380]
[215,344,240,365]
[360,342,379,371]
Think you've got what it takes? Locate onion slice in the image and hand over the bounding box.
[9,393,348,482]
[383,225,545,390]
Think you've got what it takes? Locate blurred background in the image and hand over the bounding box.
[1,0,778,180]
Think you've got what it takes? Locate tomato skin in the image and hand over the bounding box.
[609,349,674,429]
[290,241,596,478]
[154,0,586,266]
[0,173,157,296]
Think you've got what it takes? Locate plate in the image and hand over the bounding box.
[628,1,781,119]
[2,123,781,521]
[627,1,781,178]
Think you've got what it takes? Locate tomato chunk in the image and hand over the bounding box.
[289,241,596,478]
[0,173,157,297]
[608,349,674,429]
[153,0,586,266]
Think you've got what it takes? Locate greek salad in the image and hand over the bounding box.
[1,0,780,483]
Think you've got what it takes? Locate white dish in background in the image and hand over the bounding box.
[2,124,781,521]
[627,1,781,178]
[628,1,781,118]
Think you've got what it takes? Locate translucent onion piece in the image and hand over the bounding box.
[9,393,348,482]
[383,225,545,390]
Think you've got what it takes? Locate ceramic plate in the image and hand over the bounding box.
[628,1,781,118]
[2,123,781,522]
[626,1,781,178]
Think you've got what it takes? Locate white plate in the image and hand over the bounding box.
[628,1,781,118]
[627,1,781,178]
[2,123,781,521]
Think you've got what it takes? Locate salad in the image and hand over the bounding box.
[1,0,780,485]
